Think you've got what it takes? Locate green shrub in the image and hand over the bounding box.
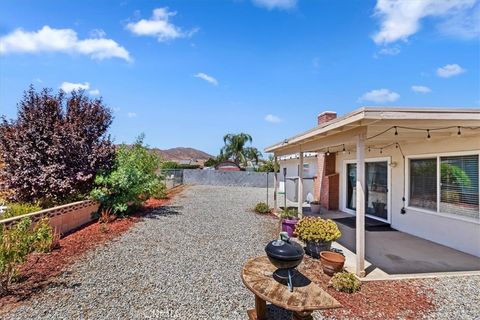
[32,217,54,253]
[1,203,42,220]
[90,135,166,215]
[329,272,361,293]
[280,208,298,219]
[0,217,56,292]
[294,217,341,242]
[0,218,35,291]
[254,202,271,214]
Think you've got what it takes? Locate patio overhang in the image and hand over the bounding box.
[265,107,480,156]
[266,106,480,277]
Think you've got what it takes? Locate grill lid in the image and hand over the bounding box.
[265,238,304,261]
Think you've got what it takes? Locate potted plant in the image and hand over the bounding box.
[280,208,299,237]
[309,200,321,214]
[294,217,341,258]
[320,251,345,276]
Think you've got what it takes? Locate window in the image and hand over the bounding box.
[303,163,310,177]
[440,155,479,219]
[410,158,437,211]
[409,154,479,220]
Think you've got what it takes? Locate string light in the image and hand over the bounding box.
[368,147,371,152]
[326,148,330,156]
[380,148,383,154]
[427,129,431,140]
[394,126,398,136]
[457,126,461,136]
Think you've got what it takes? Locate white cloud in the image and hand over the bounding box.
[127,112,137,118]
[265,114,282,123]
[194,72,218,86]
[89,28,106,38]
[60,81,90,93]
[252,0,297,10]
[358,89,400,103]
[88,89,100,96]
[411,85,431,93]
[437,3,480,39]
[436,64,466,78]
[375,46,401,57]
[59,82,101,95]
[372,0,477,45]
[0,26,131,61]
[126,7,198,42]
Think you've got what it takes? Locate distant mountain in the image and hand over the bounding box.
[150,147,213,162]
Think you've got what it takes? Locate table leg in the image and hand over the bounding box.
[255,295,267,320]
[292,311,313,320]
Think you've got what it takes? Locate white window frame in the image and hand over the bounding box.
[405,150,480,224]
[342,157,392,223]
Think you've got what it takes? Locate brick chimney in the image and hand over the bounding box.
[317,111,337,126]
[313,110,339,210]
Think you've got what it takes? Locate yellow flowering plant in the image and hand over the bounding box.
[294,217,341,242]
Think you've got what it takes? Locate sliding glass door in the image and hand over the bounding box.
[345,160,390,222]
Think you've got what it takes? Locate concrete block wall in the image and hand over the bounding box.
[183,169,274,188]
[0,200,99,235]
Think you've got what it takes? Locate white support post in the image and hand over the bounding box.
[298,149,304,217]
[355,133,366,277]
[273,154,278,213]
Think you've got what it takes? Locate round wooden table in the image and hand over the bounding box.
[241,256,341,320]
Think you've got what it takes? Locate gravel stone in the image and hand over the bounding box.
[420,275,480,320]
[6,185,281,320]
[5,185,479,320]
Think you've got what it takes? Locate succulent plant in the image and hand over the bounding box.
[294,217,341,242]
[329,271,361,293]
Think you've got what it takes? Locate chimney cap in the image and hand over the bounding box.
[317,111,337,116]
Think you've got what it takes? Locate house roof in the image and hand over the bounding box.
[265,106,480,154]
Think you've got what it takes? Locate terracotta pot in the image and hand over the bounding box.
[320,251,345,276]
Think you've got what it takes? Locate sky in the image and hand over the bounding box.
[0,0,479,156]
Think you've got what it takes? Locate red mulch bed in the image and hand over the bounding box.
[0,185,187,314]
[299,258,435,319]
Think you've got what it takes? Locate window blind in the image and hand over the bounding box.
[440,155,479,219]
[410,158,437,211]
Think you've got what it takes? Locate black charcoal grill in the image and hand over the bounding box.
[265,232,304,292]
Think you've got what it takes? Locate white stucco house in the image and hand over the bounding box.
[266,107,480,276]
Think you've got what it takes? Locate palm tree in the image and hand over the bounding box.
[220,133,261,167]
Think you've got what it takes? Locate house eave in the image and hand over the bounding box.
[264,106,480,153]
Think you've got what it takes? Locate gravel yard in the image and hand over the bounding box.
[6,185,279,320]
[5,185,480,320]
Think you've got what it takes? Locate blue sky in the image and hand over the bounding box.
[1,0,479,155]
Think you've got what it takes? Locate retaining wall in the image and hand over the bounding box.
[0,200,99,235]
[183,169,274,187]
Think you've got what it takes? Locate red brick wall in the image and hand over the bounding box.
[314,152,340,210]
[317,111,337,126]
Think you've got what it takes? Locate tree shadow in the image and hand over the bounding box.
[145,205,183,219]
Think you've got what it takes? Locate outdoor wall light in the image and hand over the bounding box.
[389,162,397,168]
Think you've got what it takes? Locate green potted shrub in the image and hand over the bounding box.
[294,217,341,258]
[309,200,321,214]
[280,208,299,237]
[254,202,271,214]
